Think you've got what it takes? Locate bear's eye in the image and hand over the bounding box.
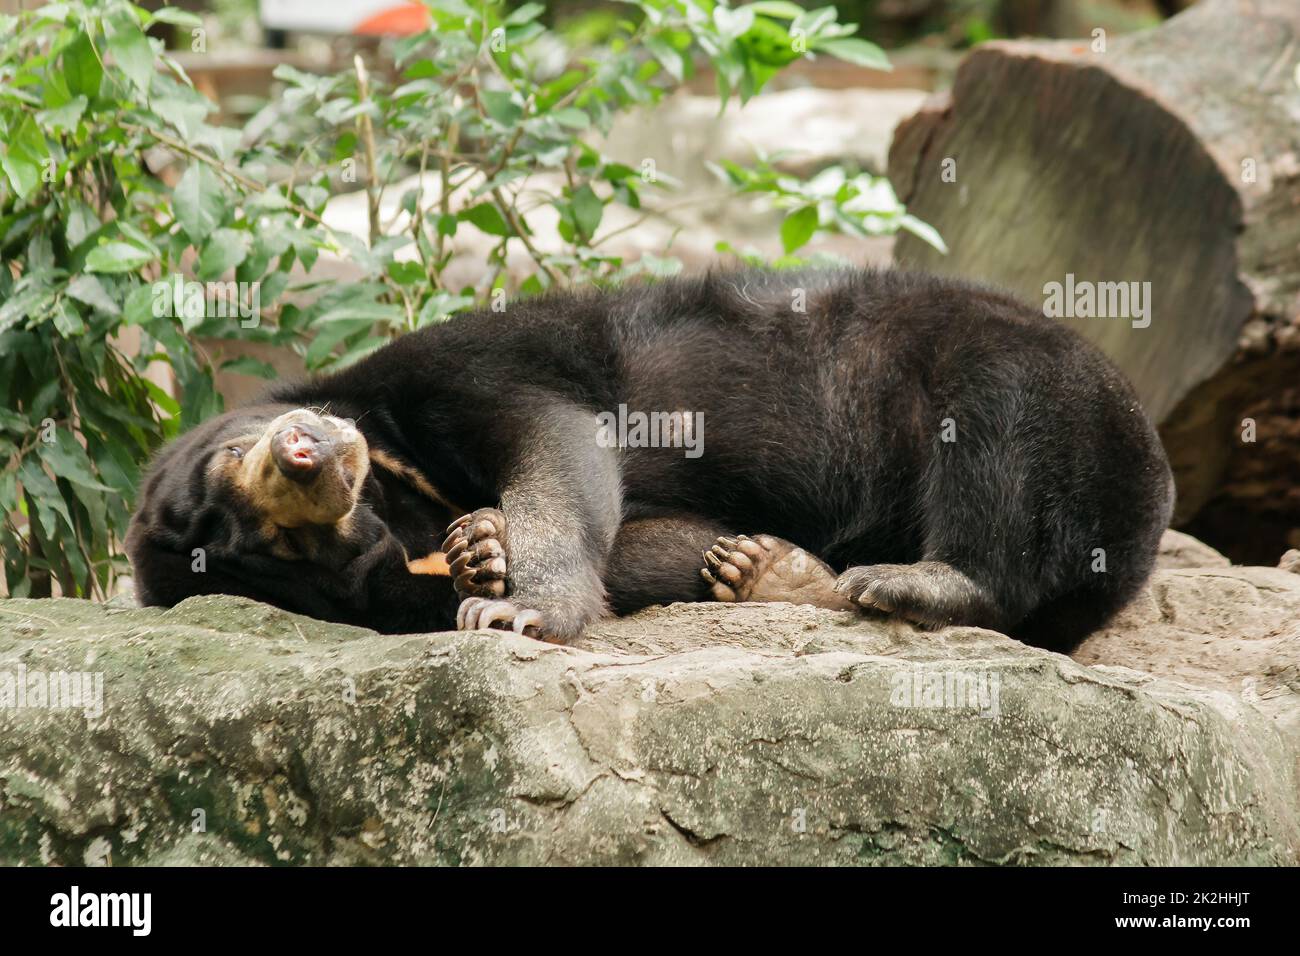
[227,446,245,460]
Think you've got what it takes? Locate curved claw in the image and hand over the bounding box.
[475,600,517,629]
[455,597,544,638]
[456,597,479,630]
[450,551,474,578]
[445,508,510,600]
[512,609,543,636]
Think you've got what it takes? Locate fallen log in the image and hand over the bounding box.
[887,0,1300,561]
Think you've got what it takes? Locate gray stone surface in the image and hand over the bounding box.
[1156,529,1231,570]
[2,555,1296,866]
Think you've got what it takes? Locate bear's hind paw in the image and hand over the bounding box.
[833,561,999,630]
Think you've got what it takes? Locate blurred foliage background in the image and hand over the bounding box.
[0,0,1186,599]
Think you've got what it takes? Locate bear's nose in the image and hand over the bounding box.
[272,424,330,482]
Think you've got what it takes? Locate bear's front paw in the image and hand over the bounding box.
[456,597,544,639]
[443,509,509,599]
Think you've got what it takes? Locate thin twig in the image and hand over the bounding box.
[353,54,383,247]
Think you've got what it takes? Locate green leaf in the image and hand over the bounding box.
[714,5,756,40]
[219,357,279,379]
[333,234,405,278]
[149,7,204,29]
[0,407,30,434]
[481,90,523,126]
[792,6,839,40]
[552,107,590,130]
[428,0,477,21]
[504,2,545,26]
[66,275,121,316]
[36,95,87,132]
[17,458,73,534]
[196,228,252,280]
[304,319,371,368]
[249,187,293,213]
[332,335,388,369]
[41,431,116,492]
[898,213,948,254]
[85,241,155,274]
[142,378,182,417]
[459,203,512,237]
[571,185,603,241]
[815,37,891,71]
[387,260,426,285]
[173,162,229,243]
[152,91,213,140]
[645,37,685,82]
[0,115,46,201]
[51,301,86,337]
[105,10,155,94]
[416,292,474,327]
[537,69,584,111]
[780,205,819,254]
[749,1,807,18]
[294,184,329,211]
[63,31,103,100]
[123,283,157,325]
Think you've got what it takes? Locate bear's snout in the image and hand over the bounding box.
[272,421,331,483]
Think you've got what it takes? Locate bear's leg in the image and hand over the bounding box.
[603,515,729,614]
[454,510,857,617]
[448,403,622,643]
[833,407,1038,632]
[608,518,855,612]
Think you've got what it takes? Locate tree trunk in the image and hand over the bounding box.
[887,0,1300,561]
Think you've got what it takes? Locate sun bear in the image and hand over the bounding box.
[126,267,1174,651]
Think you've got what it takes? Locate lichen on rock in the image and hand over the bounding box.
[1,551,1296,866]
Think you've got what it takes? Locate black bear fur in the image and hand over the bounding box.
[127,267,1174,651]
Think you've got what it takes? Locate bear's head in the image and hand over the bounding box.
[126,404,455,617]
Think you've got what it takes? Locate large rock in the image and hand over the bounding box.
[1156,528,1231,570]
[1,562,1296,866]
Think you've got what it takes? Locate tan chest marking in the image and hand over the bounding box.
[407,552,451,576]
[368,448,465,517]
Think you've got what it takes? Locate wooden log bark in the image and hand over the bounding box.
[887,0,1300,557]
